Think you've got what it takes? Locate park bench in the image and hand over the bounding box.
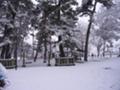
[55,57,75,66]
[0,59,16,69]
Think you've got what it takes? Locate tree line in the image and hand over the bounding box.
[0,0,114,63]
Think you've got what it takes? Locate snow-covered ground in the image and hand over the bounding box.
[6,57,120,90]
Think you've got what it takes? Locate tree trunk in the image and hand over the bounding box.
[34,49,38,62]
[103,41,106,57]
[5,44,11,58]
[1,46,6,59]
[48,41,52,66]
[44,38,47,63]
[84,18,93,61]
[57,0,61,21]
[34,42,41,62]
[14,38,18,69]
[84,1,97,61]
[22,50,26,67]
[59,43,65,57]
[97,48,100,57]
[97,46,100,57]
[0,25,12,59]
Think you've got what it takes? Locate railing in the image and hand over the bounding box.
[0,59,16,69]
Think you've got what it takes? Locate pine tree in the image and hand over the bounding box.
[0,0,34,61]
[77,0,113,61]
[32,0,79,62]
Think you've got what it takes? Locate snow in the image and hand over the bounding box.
[51,35,58,42]
[0,63,7,80]
[6,57,120,90]
[31,0,38,5]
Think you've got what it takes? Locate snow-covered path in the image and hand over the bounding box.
[6,57,120,90]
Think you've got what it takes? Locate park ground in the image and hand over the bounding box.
[5,57,120,90]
